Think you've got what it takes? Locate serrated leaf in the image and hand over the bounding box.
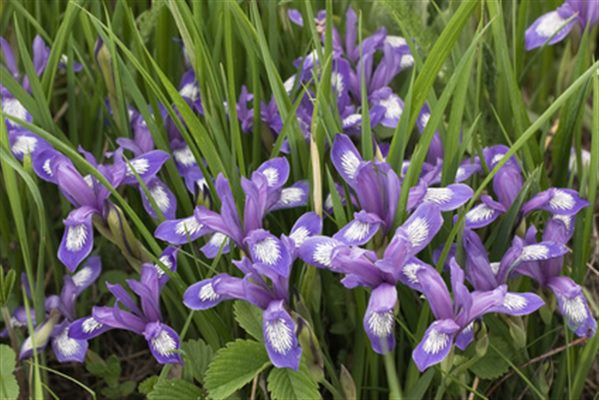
[138,376,159,395]
[0,344,19,400]
[147,379,204,400]
[267,362,321,400]
[85,353,121,387]
[182,339,214,383]
[204,340,271,399]
[233,301,264,341]
[469,335,515,380]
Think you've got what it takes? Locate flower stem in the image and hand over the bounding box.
[383,351,403,400]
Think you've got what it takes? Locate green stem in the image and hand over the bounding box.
[383,352,402,400]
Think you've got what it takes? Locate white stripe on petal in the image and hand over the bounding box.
[503,293,527,311]
[422,329,449,354]
[55,327,80,356]
[279,187,304,205]
[289,227,310,246]
[380,96,403,120]
[66,224,88,251]
[384,35,407,47]
[199,283,219,302]
[344,220,371,242]
[423,188,453,204]
[490,262,500,275]
[179,83,199,101]
[368,311,394,337]
[266,318,293,353]
[253,237,281,265]
[11,136,37,156]
[261,168,279,187]
[126,158,150,176]
[43,159,53,176]
[173,146,196,167]
[313,242,336,267]
[549,190,575,211]
[72,266,92,287]
[150,184,170,211]
[402,263,422,284]
[82,317,103,334]
[175,217,203,236]
[405,217,429,247]
[3,98,28,120]
[520,245,549,261]
[535,11,567,37]
[561,295,587,323]
[341,151,360,180]
[154,255,173,278]
[152,330,177,356]
[467,204,494,223]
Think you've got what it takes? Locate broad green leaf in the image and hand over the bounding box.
[267,362,321,400]
[233,301,264,341]
[204,340,270,399]
[0,344,19,400]
[147,379,204,400]
[181,339,214,384]
[469,335,515,380]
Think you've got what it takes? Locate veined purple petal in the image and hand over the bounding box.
[286,212,322,250]
[106,282,144,317]
[246,230,292,277]
[396,203,443,255]
[51,323,88,363]
[255,157,289,191]
[215,174,244,243]
[55,162,97,208]
[465,286,507,324]
[242,175,268,235]
[32,35,50,75]
[331,134,363,187]
[128,270,162,322]
[144,322,182,364]
[363,283,397,354]
[525,4,577,50]
[183,274,245,310]
[121,150,170,185]
[154,209,208,244]
[449,259,473,324]
[493,164,523,210]
[393,257,433,291]
[333,211,382,246]
[464,195,506,229]
[415,266,453,320]
[369,87,404,128]
[263,300,301,370]
[455,323,475,351]
[58,207,96,272]
[544,214,575,243]
[463,229,498,291]
[0,37,18,76]
[71,256,102,295]
[68,313,112,340]
[412,319,460,372]
[331,247,383,289]
[298,236,345,269]
[8,130,50,161]
[455,160,481,182]
[200,232,231,259]
[522,188,588,216]
[140,177,177,220]
[270,180,309,211]
[422,184,473,211]
[32,148,71,183]
[491,292,544,316]
[547,276,597,337]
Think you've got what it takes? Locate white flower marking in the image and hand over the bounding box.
[199,282,219,302]
[379,96,403,120]
[503,293,527,311]
[491,153,505,167]
[66,224,88,252]
[175,217,203,236]
[152,329,177,356]
[402,263,422,284]
[344,220,371,242]
[11,135,37,156]
[343,114,361,127]
[279,187,304,206]
[43,159,53,176]
[126,158,150,176]
[283,76,296,93]
[467,204,494,223]
[331,71,344,94]
[266,318,293,353]
[179,83,199,101]
[3,98,28,121]
[173,146,196,167]
[553,214,572,231]
[261,167,279,186]
[405,217,429,247]
[289,227,310,246]
[154,255,172,278]
[535,11,567,37]
[55,327,80,356]
[72,266,92,287]
[384,35,407,48]
[423,188,453,204]
[520,245,549,261]
[490,262,500,275]
[340,151,361,180]
[422,328,449,354]
[420,113,430,128]
[82,317,102,334]
[367,311,394,337]
[549,190,575,210]
[561,295,587,324]
[400,54,415,68]
[313,241,336,267]
[150,183,170,211]
[253,237,281,265]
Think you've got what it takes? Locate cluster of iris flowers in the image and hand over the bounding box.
[1,3,596,374]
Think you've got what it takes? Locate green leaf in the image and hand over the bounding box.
[147,379,204,400]
[85,353,121,388]
[233,301,264,341]
[0,344,19,400]
[469,335,515,380]
[138,376,159,395]
[267,362,321,400]
[181,339,214,383]
[204,340,271,399]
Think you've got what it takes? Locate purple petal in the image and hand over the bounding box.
[106,282,143,317]
[525,5,577,50]
[455,160,481,182]
[51,323,88,363]
[55,162,97,208]
[331,134,363,187]
[466,286,507,323]
[8,130,48,160]
[140,177,177,219]
[270,180,309,211]
[363,283,397,354]
[393,257,433,291]
[396,203,443,255]
[493,164,523,210]
[255,157,289,191]
[263,300,301,370]
[245,230,292,277]
[369,87,404,128]
[121,150,170,185]
[464,195,506,229]
[492,292,544,316]
[151,246,178,286]
[333,211,382,246]
[71,256,102,295]
[32,148,71,183]
[183,274,246,310]
[548,276,597,337]
[331,247,383,289]
[144,322,182,364]
[154,210,208,245]
[32,35,50,75]
[288,211,322,248]
[412,319,460,371]
[422,184,473,211]
[68,313,112,340]
[544,214,575,243]
[287,9,304,26]
[522,188,589,216]
[0,37,18,76]
[455,323,475,351]
[463,229,497,291]
[58,207,96,272]
[200,232,231,259]
[415,266,453,320]
[128,270,162,322]
[298,236,345,269]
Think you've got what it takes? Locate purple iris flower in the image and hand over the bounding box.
[183,212,322,369]
[412,258,508,371]
[155,157,309,258]
[525,0,598,50]
[482,145,524,210]
[69,250,181,364]
[516,216,596,337]
[299,203,445,353]
[115,107,175,219]
[18,257,102,363]
[178,69,203,114]
[32,147,125,271]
